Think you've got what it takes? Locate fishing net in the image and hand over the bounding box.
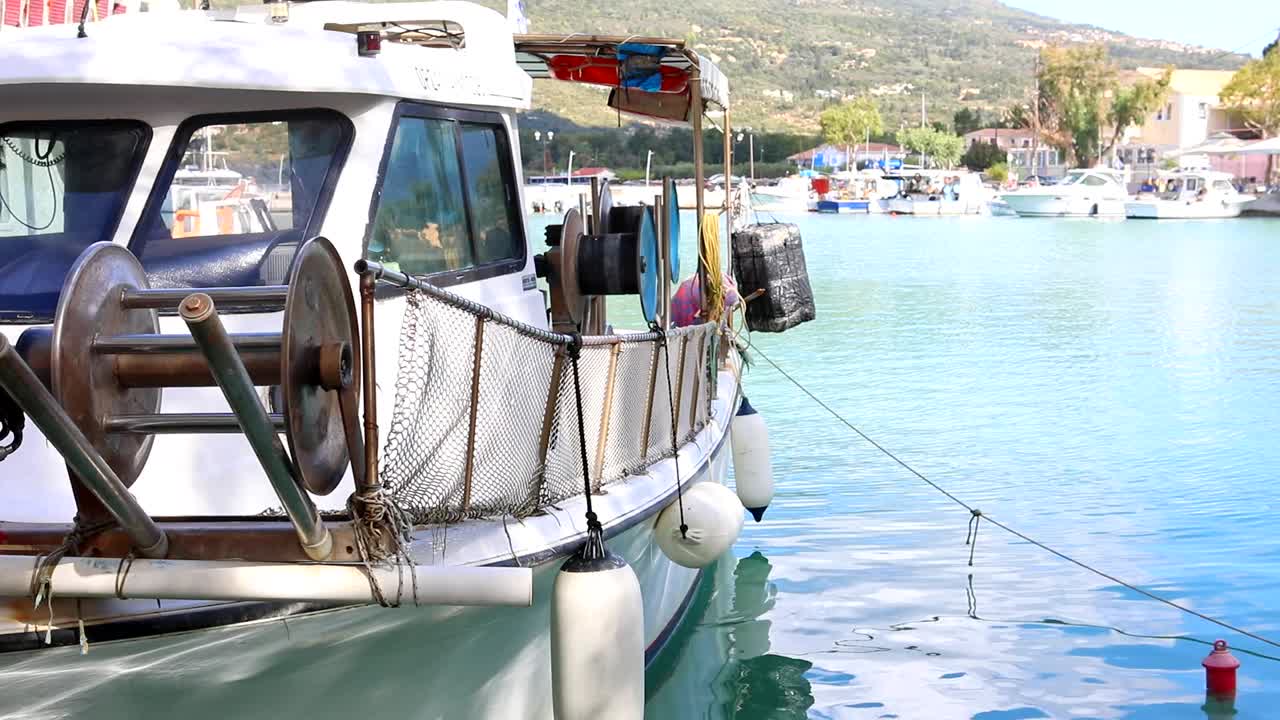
[380,288,717,525]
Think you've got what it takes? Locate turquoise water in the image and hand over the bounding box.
[645,213,1280,719]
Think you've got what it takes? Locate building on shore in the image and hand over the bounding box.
[1116,68,1267,181]
[787,143,906,171]
[962,128,1065,179]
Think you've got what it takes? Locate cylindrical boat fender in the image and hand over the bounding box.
[551,540,644,720]
[731,396,774,522]
[654,481,745,569]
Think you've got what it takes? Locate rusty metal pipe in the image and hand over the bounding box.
[359,273,378,491]
[121,286,288,310]
[113,350,281,388]
[179,294,331,561]
[0,334,168,558]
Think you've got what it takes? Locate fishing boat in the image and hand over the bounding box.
[1000,167,1130,217]
[1124,169,1255,219]
[0,3,788,717]
[878,170,986,216]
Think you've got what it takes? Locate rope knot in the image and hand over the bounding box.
[565,332,583,360]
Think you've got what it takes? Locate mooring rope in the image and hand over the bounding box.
[567,334,607,559]
[747,340,1280,652]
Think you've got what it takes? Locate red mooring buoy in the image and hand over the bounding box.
[1203,639,1241,696]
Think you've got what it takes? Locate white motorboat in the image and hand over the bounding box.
[1000,168,1130,217]
[0,4,790,718]
[1125,169,1254,219]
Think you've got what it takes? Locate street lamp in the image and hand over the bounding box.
[645,149,654,188]
[736,128,755,183]
[533,130,554,180]
[566,149,575,187]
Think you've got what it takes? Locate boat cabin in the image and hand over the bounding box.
[0,0,731,526]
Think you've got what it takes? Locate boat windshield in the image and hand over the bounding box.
[1060,171,1087,185]
[0,121,149,322]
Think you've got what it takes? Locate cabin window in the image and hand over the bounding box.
[132,109,352,291]
[366,104,525,285]
[0,120,150,323]
[1080,174,1110,187]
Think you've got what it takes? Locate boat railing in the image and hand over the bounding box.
[357,260,717,525]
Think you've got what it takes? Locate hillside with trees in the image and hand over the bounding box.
[474,0,1247,132]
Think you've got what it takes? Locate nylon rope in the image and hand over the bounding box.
[567,334,607,559]
[747,339,1280,652]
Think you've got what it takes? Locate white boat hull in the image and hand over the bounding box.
[0,418,735,720]
[1002,194,1127,217]
[1125,198,1248,219]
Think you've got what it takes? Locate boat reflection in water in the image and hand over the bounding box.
[646,551,814,718]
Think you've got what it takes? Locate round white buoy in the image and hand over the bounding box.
[551,540,644,720]
[654,482,745,569]
[731,396,775,522]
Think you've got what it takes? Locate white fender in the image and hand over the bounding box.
[655,481,745,569]
[731,396,774,521]
[551,551,644,720]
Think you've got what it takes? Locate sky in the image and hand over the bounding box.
[1002,0,1279,56]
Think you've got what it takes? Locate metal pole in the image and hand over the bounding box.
[645,150,653,189]
[749,134,755,183]
[691,72,708,322]
[359,274,378,492]
[723,107,733,244]
[0,334,168,558]
[180,293,332,561]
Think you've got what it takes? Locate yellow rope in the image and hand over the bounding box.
[699,213,724,324]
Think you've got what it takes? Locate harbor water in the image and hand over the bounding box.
[633,212,1280,719]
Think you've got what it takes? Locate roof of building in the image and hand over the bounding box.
[963,127,1035,140]
[1136,67,1236,98]
[571,167,614,176]
[787,142,903,161]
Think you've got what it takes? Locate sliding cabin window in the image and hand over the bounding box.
[365,104,525,286]
[0,120,150,323]
[131,109,352,291]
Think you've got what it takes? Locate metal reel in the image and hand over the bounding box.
[281,238,360,495]
[556,208,588,326]
[52,243,159,487]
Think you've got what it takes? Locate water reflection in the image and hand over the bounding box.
[647,552,814,719]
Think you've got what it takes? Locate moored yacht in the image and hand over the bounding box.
[1000,167,1130,217]
[0,4,794,718]
[1125,169,1254,219]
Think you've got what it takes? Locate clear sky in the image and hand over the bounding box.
[1002,0,1279,56]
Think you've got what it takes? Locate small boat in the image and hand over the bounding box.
[1125,169,1254,219]
[814,198,869,214]
[1001,168,1129,217]
[877,170,985,215]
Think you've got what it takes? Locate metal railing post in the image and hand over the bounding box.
[592,343,621,489]
[461,316,485,514]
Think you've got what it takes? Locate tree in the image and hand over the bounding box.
[986,162,1009,183]
[961,140,1005,170]
[1102,68,1171,158]
[1033,45,1116,168]
[896,127,965,169]
[820,97,884,168]
[954,108,986,135]
[1221,49,1280,181]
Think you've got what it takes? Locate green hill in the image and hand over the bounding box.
[483,0,1249,132]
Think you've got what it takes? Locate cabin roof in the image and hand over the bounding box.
[0,2,532,108]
